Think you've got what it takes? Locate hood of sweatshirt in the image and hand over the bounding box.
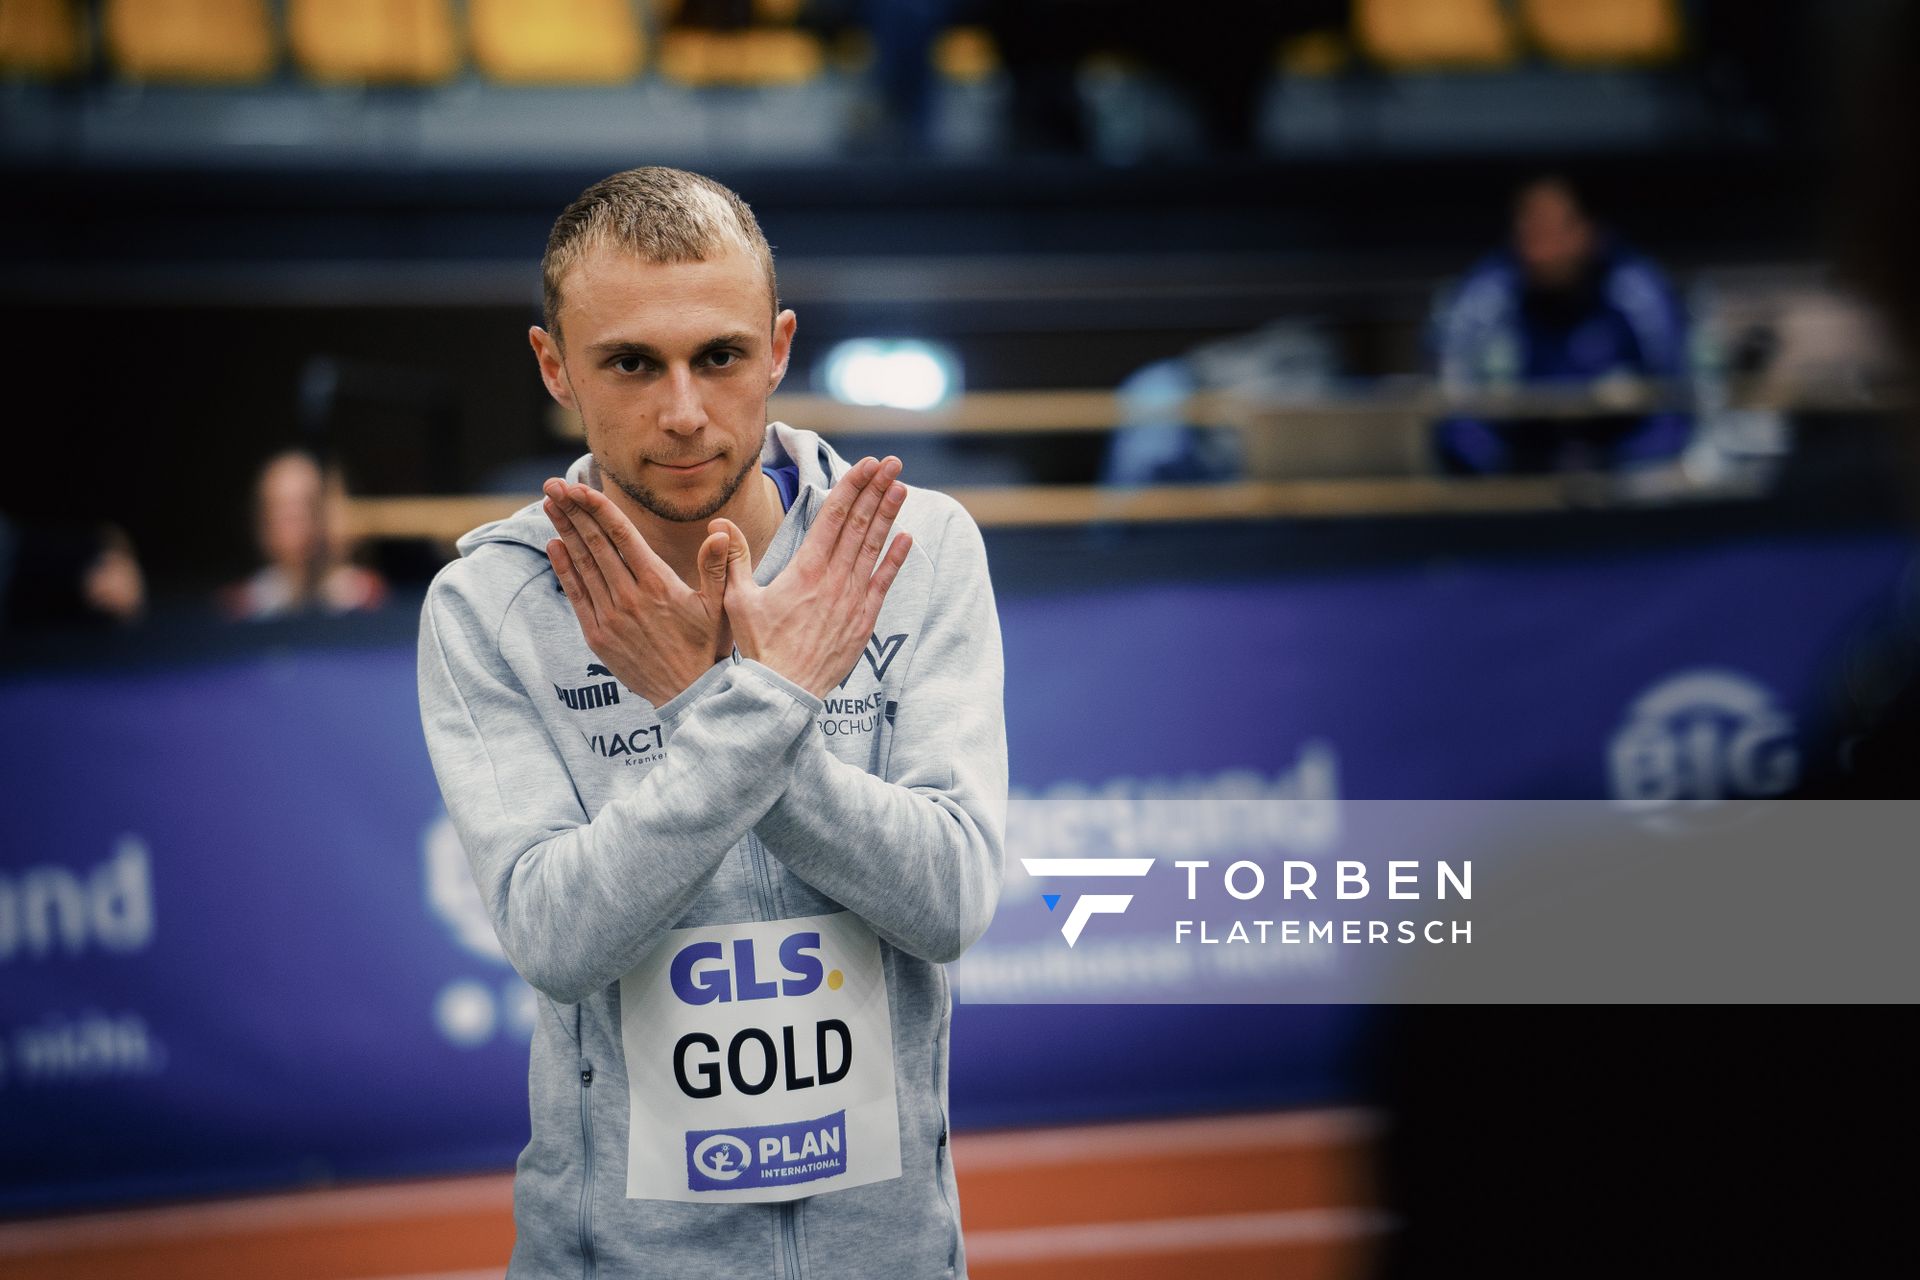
[453,421,852,559]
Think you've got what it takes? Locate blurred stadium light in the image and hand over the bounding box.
[818,337,963,411]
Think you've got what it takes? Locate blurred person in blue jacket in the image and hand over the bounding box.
[1433,175,1693,474]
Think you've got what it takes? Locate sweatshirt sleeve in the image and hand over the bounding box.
[750,503,1008,964]
[417,565,824,1004]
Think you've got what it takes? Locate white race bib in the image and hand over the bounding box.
[619,910,903,1203]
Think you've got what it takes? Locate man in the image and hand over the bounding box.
[1433,174,1693,474]
[417,167,1007,1278]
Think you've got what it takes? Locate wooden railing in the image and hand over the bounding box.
[344,380,1890,543]
[340,475,1586,543]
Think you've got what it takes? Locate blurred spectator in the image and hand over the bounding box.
[1103,321,1341,485]
[221,450,386,622]
[1433,175,1692,474]
[863,0,955,152]
[0,516,146,631]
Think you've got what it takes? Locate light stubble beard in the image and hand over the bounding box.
[601,446,761,524]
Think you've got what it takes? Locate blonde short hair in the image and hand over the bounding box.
[541,166,777,339]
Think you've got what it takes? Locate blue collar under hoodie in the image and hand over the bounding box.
[417,421,1007,1279]
[455,420,834,562]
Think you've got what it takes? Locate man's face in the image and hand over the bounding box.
[532,241,794,524]
[1513,183,1595,291]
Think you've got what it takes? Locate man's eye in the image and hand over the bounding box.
[706,350,738,369]
[613,355,647,374]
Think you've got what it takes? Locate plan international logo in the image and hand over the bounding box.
[686,1110,849,1191]
[1019,858,1156,946]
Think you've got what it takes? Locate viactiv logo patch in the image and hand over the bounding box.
[1020,858,1156,946]
[685,1110,848,1191]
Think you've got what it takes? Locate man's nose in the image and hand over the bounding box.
[659,367,707,436]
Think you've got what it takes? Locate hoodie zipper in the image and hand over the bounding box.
[742,834,798,1274]
[934,970,960,1274]
[579,1058,597,1280]
[935,1116,957,1273]
[781,1202,804,1277]
[745,830,779,920]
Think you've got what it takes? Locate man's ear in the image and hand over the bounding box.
[529,326,576,410]
[767,308,798,395]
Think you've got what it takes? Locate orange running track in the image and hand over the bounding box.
[0,1108,1385,1280]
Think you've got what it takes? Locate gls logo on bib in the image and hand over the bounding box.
[620,911,902,1203]
[667,931,854,1099]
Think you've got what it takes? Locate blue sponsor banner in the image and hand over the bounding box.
[686,1110,848,1191]
[0,532,1911,1211]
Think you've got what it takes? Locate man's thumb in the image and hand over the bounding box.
[704,519,751,590]
[697,530,729,594]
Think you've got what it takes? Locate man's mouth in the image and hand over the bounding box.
[650,456,719,474]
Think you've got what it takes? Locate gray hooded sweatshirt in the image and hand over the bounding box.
[417,424,1007,1279]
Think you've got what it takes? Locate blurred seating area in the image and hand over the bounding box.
[1,0,1692,87]
[1350,0,1679,70]
[0,0,1754,166]
[2,0,883,86]
[0,2,1893,615]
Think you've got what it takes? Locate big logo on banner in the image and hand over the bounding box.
[619,911,902,1203]
[1608,668,1798,819]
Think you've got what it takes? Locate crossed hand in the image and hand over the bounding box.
[542,457,911,704]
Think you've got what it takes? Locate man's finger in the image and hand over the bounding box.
[797,457,877,567]
[856,478,909,575]
[863,532,913,619]
[832,456,902,574]
[556,482,640,597]
[545,493,615,617]
[547,538,599,634]
[569,482,673,585]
